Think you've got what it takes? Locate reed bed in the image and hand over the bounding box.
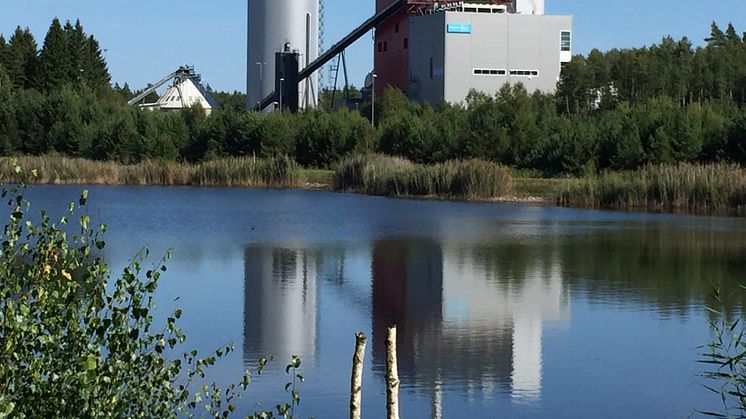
[0,155,303,188]
[334,154,512,199]
[558,163,746,214]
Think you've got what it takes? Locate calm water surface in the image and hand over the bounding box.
[26,185,746,418]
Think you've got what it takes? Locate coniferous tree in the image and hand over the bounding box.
[65,19,87,83]
[37,18,73,91]
[0,35,7,67]
[4,27,38,89]
[706,22,727,47]
[82,35,111,89]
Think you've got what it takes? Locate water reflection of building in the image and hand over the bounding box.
[371,239,569,411]
[243,246,319,367]
[243,238,570,411]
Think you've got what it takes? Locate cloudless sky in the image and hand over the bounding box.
[1,1,744,92]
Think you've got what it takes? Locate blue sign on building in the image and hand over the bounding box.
[446,23,472,34]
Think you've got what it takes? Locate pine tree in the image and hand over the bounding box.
[5,27,39,89]
[82,35,111,89]
[725,23,742,45]
[37,18,73,91]
[706,22,727,47]
[65,19,88,83]
[0,34,7,64]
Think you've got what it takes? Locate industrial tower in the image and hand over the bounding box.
[247,0,320,110]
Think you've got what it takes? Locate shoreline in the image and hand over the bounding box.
[16,177,556,205]
[3,156,744,217]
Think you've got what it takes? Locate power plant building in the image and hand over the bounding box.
[375,0,573,104]
[245,0,572,110]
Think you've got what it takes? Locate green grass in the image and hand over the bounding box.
[558,163,746,214]
[333,154,512,199]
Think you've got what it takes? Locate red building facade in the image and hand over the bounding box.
[374,0,410,96]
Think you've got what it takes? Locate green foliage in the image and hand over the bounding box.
[557,22,746,109]
[0,168,306,417]
[0,18,111,94]
[1,27,38,90]
[211,90,247,112]
[0,19,745,178]
[334,153,512,199]
[37,18,73,91]
[0,155,304,188]
[558,163,746,214]
[701,287,746,417]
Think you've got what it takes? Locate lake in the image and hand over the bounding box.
[25,185,746,418]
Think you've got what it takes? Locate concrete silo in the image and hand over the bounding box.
[247,0,319,110]
[516,0,544,15]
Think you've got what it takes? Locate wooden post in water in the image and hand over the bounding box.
[350,331,367,419]
[385,326,400,419]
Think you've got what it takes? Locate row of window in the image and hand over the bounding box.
[377,31,570,54]
[461,6,506,14]
[473,68,540,77]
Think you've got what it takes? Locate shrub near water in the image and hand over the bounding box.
[558,163,746,214]
[334,154,512,199]
[0,173,304,417]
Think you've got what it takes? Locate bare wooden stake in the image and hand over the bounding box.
[350,331,367,419]
[386,326,400,419]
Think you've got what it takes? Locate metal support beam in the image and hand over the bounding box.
[253,0,406,111]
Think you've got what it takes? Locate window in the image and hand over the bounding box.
[473,68,507,76]
[395,22,399,33]
[508,69,539,77]
[403,38,408,49]
[383,41,388,52]
[561,31,571,52]
[377,42,382,52]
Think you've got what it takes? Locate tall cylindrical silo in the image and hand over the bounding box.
[515,0,545,15]
[247,0,319,110]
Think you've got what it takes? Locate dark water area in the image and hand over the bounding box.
[23,185,746,418]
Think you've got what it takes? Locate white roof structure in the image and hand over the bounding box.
[154,76,218,113]
[131,66,220,115]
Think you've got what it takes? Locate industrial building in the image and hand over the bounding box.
[246,0,572,111]
[375,0,572,104]
[128,66,219,115]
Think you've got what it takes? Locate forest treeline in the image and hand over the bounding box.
[0,20,744,175]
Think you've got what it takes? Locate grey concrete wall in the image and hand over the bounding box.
[409,12,572,105]
[408,13,445,105]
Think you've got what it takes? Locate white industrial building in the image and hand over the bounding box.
[407,1,573,104]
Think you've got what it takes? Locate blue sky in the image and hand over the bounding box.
[1,1,744,92]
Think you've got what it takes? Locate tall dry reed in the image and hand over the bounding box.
[334,154,512,199]
[558,163,746,214]
[0,155,302,188]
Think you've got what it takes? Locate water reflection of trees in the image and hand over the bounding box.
[557,228,746,314]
